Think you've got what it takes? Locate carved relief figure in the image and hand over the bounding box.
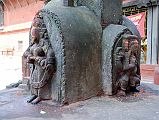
[23,13,56,104]
[128,39,141,91]
[116,35,141,96]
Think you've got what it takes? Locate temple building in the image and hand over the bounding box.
[0,0,44,56]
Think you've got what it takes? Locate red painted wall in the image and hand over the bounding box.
[3,0,44,27]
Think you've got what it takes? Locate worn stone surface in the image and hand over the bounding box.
[6,80,22,89]
[42,1,102,104]
[1,82,159,120]
[21,78,29,85]
[18,84,29,91]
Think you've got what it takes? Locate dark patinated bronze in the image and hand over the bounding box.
[23,0,141,105]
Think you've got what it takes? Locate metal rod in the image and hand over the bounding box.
[63,0,74,7]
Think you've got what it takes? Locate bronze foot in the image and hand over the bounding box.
[27,95,37,103]
[117,90,126,97]
[31,97,42,104]
[130,87,139,92]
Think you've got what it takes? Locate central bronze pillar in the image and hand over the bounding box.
[63,0,74,6]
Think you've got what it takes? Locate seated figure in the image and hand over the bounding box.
[116,36,140,96]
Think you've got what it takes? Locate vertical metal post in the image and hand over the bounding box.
[0,2,4,28]
[151,5,159,64]
[102,0,122,27]
[146,6,153,64]
[147,4,159,64]
[63,0,74,7]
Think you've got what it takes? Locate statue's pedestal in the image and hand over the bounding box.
[154,66,159,85]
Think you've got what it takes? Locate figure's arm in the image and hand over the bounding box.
[23,46,31,59]
[34,56,46,68]
[123,55,136,71]
[46,48,56,71]
[32,48,56,89]
[23,45,35,64]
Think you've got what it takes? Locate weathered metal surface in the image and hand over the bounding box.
[41,2,102,104]
[23,0,141,105]
[75,0,122,27]
[102,24,130,95]
[63,0,74,6]
[102,24,141,96]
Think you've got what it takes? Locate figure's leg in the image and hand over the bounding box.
[31,88,45,104]
[27,87,38,103]
[31,80,52,105]
[130,87,139,92]
[117,75,129,96]
[27,95,37,103]
[31,97,42,104]
[129,76,140,92]
[117,89,126,96]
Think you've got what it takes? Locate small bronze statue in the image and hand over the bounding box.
[23,13,56,104]
[116,35,141,96]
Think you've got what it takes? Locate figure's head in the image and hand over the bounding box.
[130,39,139,52]
[31,28,40,43]
[32,17,43,28]
[122,39,129,51]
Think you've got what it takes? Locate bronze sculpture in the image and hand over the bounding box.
[116,35,141,96]
[22,0,141,105]
[23,13,56,104]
